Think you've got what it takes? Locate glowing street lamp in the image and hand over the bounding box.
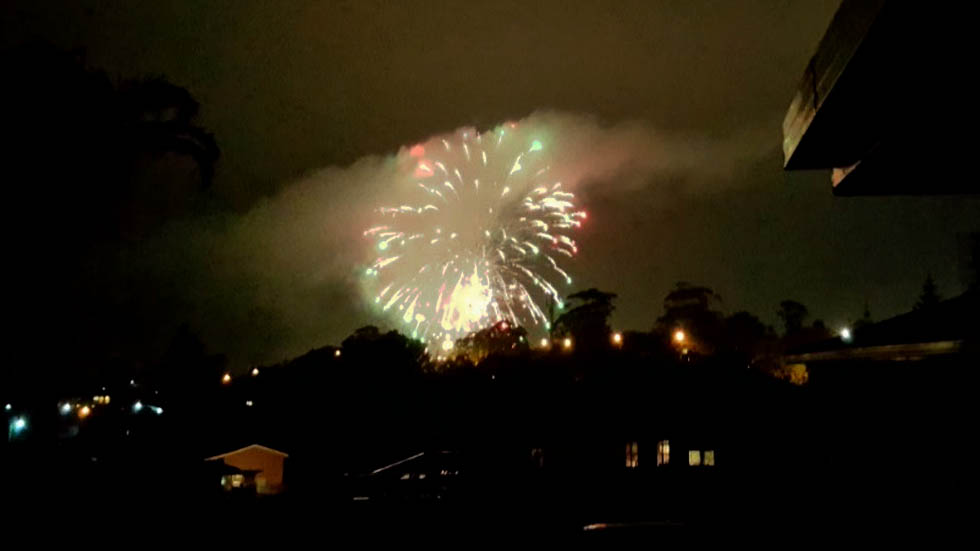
[133,401,143,413]
[673,330,686,344]
[334,349,342,358]
[540,338,550,348]
[563,337,573,350]
[8,416,27,440]
[612,332,623,346]
[78,406,91,419]
[840,328,852,342]
[222,373,232,384]
[251,367,260,376]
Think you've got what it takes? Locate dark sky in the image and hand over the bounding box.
[4,0,978,369]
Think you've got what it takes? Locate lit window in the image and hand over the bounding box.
[625,441,639,468]
[704,450,715,466]
[400,473,411,480]
[689,450,701,466]
[230,474,244,488]
[657,440,670,466]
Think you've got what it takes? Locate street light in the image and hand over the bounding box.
[563,337,573,350]
[222,373,232,384]
[540,338,549,348]
[8,416,27,441]
[612,332,623,346]
[840,328,852,342]
[133,401,143,413]
[251,367,260,376]
[78,406,91,419]
[334,349,342,358]
[673,330,686,344]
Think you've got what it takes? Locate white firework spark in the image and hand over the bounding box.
[363,123,586,348]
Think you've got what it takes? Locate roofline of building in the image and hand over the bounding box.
[204,444,289,461]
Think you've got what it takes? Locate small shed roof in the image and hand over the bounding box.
[204,444,289,461]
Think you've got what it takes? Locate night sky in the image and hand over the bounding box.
[3,0,978,370]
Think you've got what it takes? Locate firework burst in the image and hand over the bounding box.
[363,123,586,350]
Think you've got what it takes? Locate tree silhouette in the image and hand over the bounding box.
[914,274,941,311]
[454,320,528,364]
[656,282,724,350]
[4,44,220,245]
[721,311,773,362]
[341,326,427,382]
[3,44,222,380]
[777,300,809,336]
[552,288,618,351]
[119,76,220,188]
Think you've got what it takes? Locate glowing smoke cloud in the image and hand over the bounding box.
[363,123,586,349]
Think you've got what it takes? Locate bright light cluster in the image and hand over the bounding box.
[364,123,586,346]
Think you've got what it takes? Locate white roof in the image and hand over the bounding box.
[204,444,289,461]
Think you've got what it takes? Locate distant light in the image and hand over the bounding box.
[840,328,852,342]
[11,417,27,433]
[251,368,260,376]
[500,321,509,331]
[529,140,543,152]
[442,339,454,352]
[409,144,425,157]
[133,401,143,413]
[150,406,163,415]
[612,332,623,345]
[673,330,686,343]
[222,373,232,384]
[334,349,342,358]
[4,403,11,411]
[245,400,253,407]
[563,338,572,349]
[540,338,549,348]
[78,406,91,419]
[60,403,72,415]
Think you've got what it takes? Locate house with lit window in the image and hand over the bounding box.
[205,444,289,495]
[621,437,718,471]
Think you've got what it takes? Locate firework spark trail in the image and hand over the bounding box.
[363,123,586,349]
